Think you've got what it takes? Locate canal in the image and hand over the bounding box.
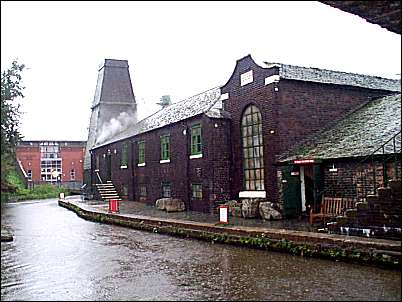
[1,198,400,301]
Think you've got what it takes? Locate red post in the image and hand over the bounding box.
[109,199,119,213]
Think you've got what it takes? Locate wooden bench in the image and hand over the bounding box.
[309,196,356,224]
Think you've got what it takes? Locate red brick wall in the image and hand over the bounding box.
[16,146,41,181]
[16,142,85,183]
[59,146,85,182]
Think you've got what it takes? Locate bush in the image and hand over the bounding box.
[3,167,70,202]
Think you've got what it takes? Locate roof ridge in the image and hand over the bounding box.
[279,62,400,81]
[135,85,222,125]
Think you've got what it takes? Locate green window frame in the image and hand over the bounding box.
[191,124,202,155]
[139,184,147,197]
[138,141,145,164]
[162,182,171,198]
[160,135,170,160]
[121,142,128,166]
[191,183,202,199]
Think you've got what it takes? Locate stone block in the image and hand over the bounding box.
[259,201,282,220]
[155,198,185,212]
[155,198,167,210]
[241,198,261,218]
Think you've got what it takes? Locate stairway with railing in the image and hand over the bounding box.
[92,171,121,202]
[95,181,122,202]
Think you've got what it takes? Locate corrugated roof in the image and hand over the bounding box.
[278,93,401,162]
[263,62,401,92]
[93,86,224,149]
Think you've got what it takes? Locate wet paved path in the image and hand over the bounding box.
[84,199,318,231]
[1,198,401,301]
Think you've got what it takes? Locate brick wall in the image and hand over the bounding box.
[92,115,231,212]
[16,145,41,181]
[59,146,85,182]
[323,158,401,200]
[221,55,394,204]
[16,142,85,183]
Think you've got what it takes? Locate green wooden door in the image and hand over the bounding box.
[281,166,302,218]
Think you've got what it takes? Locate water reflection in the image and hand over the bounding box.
[1,199,401,301]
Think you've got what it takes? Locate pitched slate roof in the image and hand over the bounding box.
[91,59,136,108]
[264,62,401,92]
[278,93,401,162]
[93,86,224,149]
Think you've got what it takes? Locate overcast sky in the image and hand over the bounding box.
[1,1,401,141]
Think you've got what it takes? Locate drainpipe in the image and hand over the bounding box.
[184,124,191,211]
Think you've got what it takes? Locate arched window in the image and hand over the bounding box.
[241,105,264,191]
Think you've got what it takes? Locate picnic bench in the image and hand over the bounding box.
[309,196,356,224]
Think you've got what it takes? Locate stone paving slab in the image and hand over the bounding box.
[76,197,318,232]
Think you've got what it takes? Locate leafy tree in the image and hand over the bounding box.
[1,60,25,192]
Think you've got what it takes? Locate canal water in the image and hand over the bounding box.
[1,198,400,301]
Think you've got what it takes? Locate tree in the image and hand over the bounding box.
[1,60,25,191]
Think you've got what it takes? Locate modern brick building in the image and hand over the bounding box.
[87,55,400,217]
[16,140,86,190]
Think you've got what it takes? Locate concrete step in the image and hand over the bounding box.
[100,194,119,198]
[100,191,118,194]
[98,188,117,191]
[96,184,115,188]
[99,192,119,196]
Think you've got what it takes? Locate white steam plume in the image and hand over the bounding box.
[96,112,134,144]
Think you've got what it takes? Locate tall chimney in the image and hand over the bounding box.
[83,59,137,186]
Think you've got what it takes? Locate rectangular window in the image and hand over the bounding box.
[191,183,202,199]
[95,155,100,170]
[139,185,147,197]
[121,142,128,167]
[70,169,75,181]
[162,182,171,198]
[160,135,170,161]
[138,141,145,164]
[27,170,32,180]
[191,124,202,155]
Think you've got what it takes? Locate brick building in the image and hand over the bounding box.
[16,140,86,190]
[88,55,400,216]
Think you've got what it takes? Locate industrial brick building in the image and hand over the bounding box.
[86,56,400,217]
[16,140,86,190]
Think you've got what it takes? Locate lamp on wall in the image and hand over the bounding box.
[329,163,338,172]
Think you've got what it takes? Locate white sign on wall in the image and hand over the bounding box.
[219,206,229,224]
[240,70,253,86]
